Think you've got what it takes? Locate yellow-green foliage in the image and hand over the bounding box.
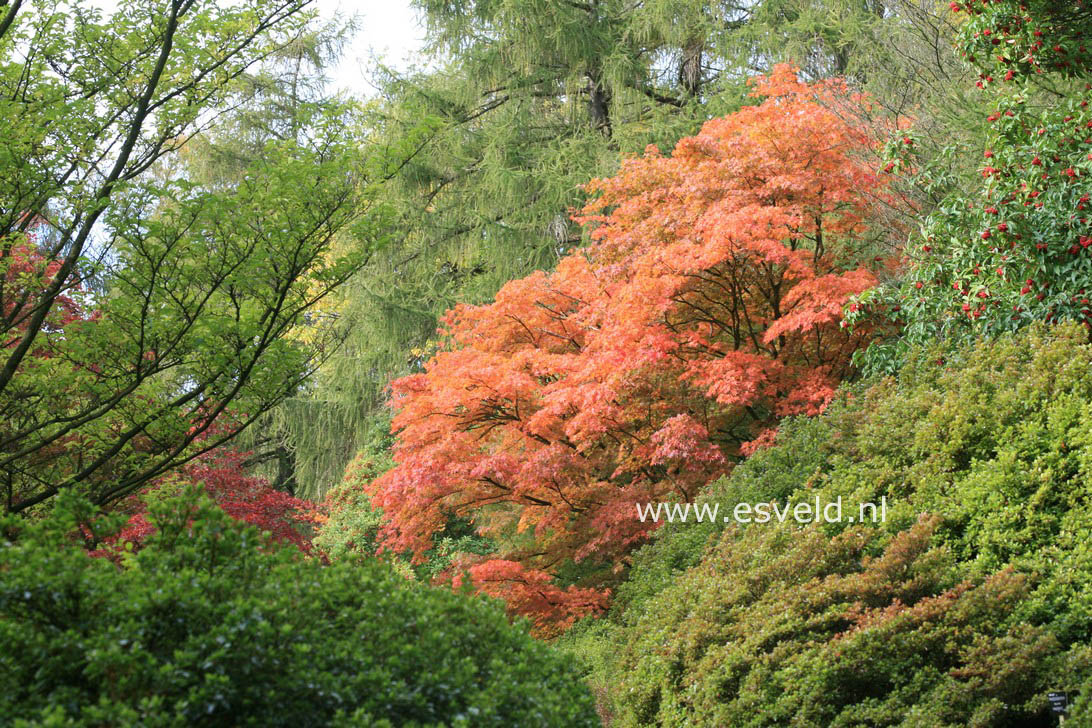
[566,324,1092,727]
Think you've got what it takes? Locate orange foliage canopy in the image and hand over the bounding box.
[368,66,891,632]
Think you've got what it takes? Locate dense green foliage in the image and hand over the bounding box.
[564,324,1092,726]
[0,487,598,727]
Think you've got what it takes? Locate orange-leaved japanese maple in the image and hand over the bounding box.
[368,65,892,633]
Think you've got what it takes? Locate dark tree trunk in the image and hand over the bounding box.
[679,38,704,98]
[273,444,298,497]
[586,69,612,138]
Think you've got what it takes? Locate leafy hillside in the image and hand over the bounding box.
[565,324,1092,726]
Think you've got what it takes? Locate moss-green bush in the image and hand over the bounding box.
[565,324,1092,726]
[316,442,496,584]
[0,488,599,727]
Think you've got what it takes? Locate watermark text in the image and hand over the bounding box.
[635,496,887,525]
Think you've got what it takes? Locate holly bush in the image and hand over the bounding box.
[0,488,598,727]
[564,324,1092,726]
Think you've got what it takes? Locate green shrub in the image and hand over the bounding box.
[847,0,1092,376]
[567,324,1092,726]
[314,475,387,566]
[316,457,495,583]
[0,488,599,728]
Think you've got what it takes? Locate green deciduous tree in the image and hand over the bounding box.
[0,1,387,513]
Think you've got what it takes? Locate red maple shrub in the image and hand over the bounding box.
[2,217,86,350]
[109,443,320,554]
[368,66,894,632]
[452,560,610,638]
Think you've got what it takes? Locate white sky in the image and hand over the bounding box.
[84,0,428,97]
[322,0,426,95]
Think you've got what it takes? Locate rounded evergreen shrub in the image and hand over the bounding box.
[566,324,1092,727]
[0,488,599,727]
